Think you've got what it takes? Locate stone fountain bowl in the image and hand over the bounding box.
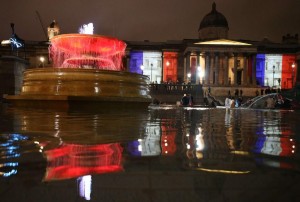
[5,67,152,109]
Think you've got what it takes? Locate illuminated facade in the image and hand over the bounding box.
[47,20,60,40]
[123,3,299,89]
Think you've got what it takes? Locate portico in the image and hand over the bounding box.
[183,39,257,87]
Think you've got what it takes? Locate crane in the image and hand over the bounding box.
[35,10,48,40]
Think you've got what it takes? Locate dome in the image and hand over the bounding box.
[199,2,229,31]
[49,20,59,29]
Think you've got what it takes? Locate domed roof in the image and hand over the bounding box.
[199,2,229,30]
[49,20,59,29]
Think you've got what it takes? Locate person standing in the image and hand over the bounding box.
[181,94,189,106]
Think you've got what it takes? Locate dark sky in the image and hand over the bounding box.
[1,0,300,43]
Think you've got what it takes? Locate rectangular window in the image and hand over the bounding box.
[157,60,161,68]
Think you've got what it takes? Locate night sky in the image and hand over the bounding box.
[1,0,299,43]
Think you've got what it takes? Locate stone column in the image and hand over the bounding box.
[186,52,191,83]
[196,52,200,84]
[125,50,131,72]
[210,53,215,84]
[233,53,238,85]
[252,54,257,86]
[161,53,164,83]
[243,54,248,85]
[205,53,210,85]
[224,54,229,85]
[214,53,219,85]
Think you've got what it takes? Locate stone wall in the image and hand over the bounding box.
[0,56,29,98]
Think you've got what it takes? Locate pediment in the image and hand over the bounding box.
[194,39,252,46]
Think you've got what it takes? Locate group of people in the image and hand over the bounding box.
[224,96,243,108]
[181,94,194,106]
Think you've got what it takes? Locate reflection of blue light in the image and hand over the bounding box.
[10,133,28,141]
[7,146,18,150]
[0,133,28,178]
[1,162,19,177]
[3,169,17,177]
[253,135,266,154]
[0,143,11,147]
[4,162,18,166]
[5,154,21,158]
[127,141,142,156]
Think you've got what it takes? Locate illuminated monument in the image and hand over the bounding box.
[5,23,152,108]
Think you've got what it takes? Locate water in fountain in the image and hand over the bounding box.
[49,23,126,70]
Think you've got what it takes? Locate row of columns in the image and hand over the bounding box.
[185,52,257,86]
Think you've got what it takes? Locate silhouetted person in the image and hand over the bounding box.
[181,94,189,106]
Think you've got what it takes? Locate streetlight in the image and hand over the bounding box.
[140,64,144,75]
[292,63,295,88]
[150,63,153,82]
[40,56,45,67]
[197,66,201,84]
[187,72,191,82]
[199,70,204,85]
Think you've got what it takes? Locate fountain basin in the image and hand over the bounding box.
[4,68,151,109]
[5,33,152,109]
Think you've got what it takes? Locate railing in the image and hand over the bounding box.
[149,84,203,95]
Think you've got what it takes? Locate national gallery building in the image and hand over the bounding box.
[0,3,299,97]
[124,3,300,91]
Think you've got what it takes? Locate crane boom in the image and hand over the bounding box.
[35,11,48,40]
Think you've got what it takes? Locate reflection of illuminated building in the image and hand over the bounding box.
[127,119,177,157]
[44,143,123,181]
[254,112,296,158]
[161,124,177,156]
[183,109,253,174]
[77,175,92,201]
[127,123,161,157]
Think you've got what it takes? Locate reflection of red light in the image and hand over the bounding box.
[161,125,177,155]
[280,137,295,157]
[44,143,123,181]
[50,34,126,70]
[278,128,295,157]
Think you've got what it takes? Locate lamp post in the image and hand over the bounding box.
[187,73,191,83]
[40,56,45,67]
[150,63,153,82]
[292,63,295,88]
[200,71,204,85]
[273,65,275,87]
[197,66,204,84]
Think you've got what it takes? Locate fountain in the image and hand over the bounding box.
[5,24,151,109]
